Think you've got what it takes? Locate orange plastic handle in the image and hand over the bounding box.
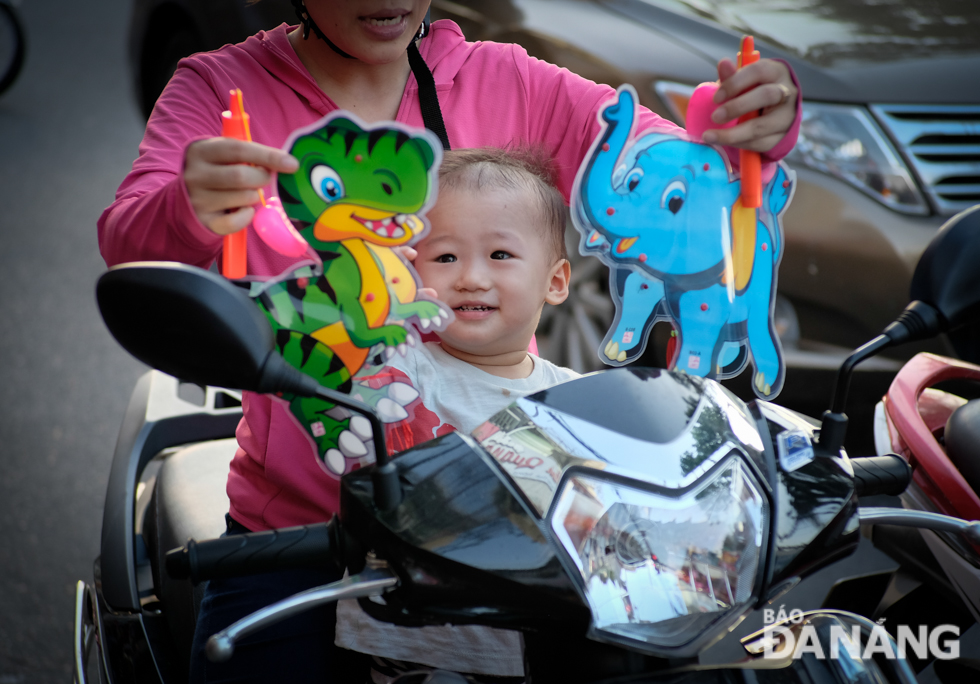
[737,36,762,208]
[221,89,249,279]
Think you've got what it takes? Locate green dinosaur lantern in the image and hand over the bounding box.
[250,113,449,476]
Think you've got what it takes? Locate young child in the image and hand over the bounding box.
[335,147,579,682]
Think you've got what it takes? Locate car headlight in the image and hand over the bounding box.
[786,102,927,214]
[653,81,928,215]
[550,456,768,656]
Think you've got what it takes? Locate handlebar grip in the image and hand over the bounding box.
[166,519,342,584]
[851,455,912,497]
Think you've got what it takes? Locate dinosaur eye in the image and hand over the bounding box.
[310,165,345,202]
[626,168,644,192]
[661,180,686,215]
[381,182,393,195]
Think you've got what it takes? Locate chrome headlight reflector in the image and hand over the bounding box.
[786,102,927,214]
[550,456,768,655]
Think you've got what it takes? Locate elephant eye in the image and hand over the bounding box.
[626,168,644,192]
[661,180,686,215]
[310,164,345,202]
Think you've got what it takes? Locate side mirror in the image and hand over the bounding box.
[911,205,980,363]
[820,205,980,453]
[96,262,317,396]
[96,262,401,510]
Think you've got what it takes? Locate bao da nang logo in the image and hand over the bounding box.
[761,607,960,660]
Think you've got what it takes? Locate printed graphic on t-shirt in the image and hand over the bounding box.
[355,366,457,456]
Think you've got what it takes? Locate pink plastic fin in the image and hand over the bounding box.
[252,196,309,257]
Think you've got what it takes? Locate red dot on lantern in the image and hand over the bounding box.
[783,180,791,188]
[701,303,709,311]
[355,154,363,162]
[762,243,768,252]
[639,254,647,262]
[606,207,615,215]
[641,283,649,290]
[391,277,400,284]
[297,277,309,289]
[602,143,610,152]
[703,163,710,171]
[365,292,375,302]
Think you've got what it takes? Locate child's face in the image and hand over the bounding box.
[415,185,569,358]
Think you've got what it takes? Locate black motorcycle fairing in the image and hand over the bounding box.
[746,400,781,607]
[341,432,591,631]
[489,368,775,520]
[339,378,787,658]
[755,403,861,588]
[524,367,702,445]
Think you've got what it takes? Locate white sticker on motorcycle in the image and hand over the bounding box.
[777,430,815,472]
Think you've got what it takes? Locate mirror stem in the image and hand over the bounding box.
[816,334,891,457]
[819,301,941,457]
[830,334,891,415]
[828,301,941,416]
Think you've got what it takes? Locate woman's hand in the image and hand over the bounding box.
[702,58,798,153]
[184,138,299,235]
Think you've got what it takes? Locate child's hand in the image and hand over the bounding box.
[392,245,418,262]
[702,58,798,153]
[184,138,299,235]
[390,246,439,299]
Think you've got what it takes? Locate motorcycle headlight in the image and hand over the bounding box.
[550,456,768,656]
[653,81,927,215]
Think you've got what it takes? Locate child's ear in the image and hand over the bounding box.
[545,259,571,306]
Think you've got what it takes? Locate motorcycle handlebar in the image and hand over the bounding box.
[166,519,343,584]
[850,455,912,497]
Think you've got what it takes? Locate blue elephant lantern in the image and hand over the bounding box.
[571,84,795,400]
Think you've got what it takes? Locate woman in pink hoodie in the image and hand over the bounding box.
[99,2,801,682]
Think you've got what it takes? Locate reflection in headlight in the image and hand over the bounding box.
[551,456,768,651]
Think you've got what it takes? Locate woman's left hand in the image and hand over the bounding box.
[702,58,798,153]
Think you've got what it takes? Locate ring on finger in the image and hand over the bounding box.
[775,83,792,107]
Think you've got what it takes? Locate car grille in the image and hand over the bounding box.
[871,105,980,216]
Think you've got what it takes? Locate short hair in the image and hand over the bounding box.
[437,147,568,262]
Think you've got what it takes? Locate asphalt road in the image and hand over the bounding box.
[0,3,901,682]
[0,1,146,681]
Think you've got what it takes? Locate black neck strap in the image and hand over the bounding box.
[407,40,451,151]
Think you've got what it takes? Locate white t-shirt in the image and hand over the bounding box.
[336,342,579,676]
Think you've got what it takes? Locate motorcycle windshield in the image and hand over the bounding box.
[473,368,767,517]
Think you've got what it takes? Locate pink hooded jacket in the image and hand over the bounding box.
[99,21,801,531]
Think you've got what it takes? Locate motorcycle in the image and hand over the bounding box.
[75,207,980,684]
